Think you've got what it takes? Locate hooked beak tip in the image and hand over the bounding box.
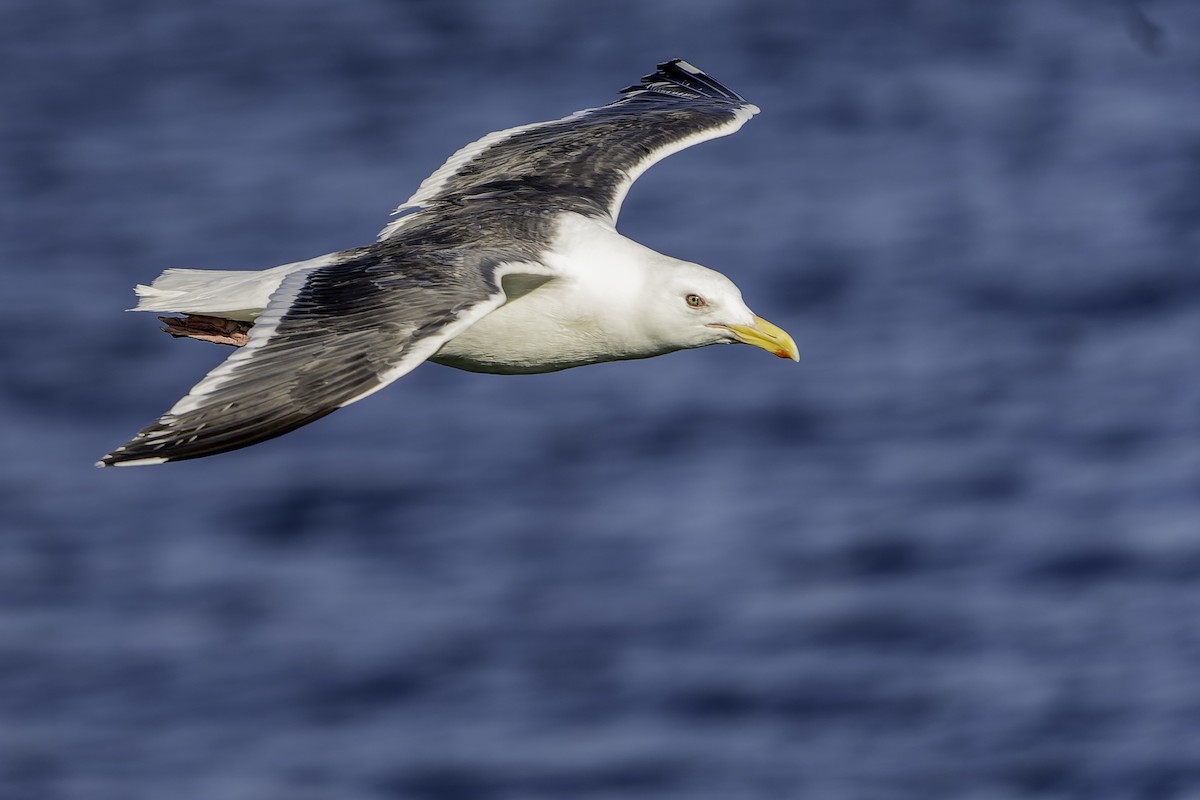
[716,316,799,362]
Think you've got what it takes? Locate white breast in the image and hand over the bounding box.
[431,214,678,374]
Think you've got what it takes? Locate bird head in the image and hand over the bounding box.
[643,261,799,361]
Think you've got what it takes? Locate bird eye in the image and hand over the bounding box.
[685,293,706,308]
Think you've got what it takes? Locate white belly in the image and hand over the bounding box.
[431,284,661,374]
[432,217,684,374]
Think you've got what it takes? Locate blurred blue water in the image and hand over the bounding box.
[2,1,1200,798]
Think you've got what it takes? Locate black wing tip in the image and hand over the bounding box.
[95,454,168,468]
[97,422,186,467]
[619,59,747,104]
[96,440,173,467]
[97,404,339,467]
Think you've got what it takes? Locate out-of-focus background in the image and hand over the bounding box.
[2,1,1199,798]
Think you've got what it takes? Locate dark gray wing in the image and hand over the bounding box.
[379,59,758,238]
[99,236,547,466]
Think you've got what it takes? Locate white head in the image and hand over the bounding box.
[636,260,799,361]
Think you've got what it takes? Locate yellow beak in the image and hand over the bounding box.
[717,316,799,362]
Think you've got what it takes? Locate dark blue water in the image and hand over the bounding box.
[3,1,1199,798]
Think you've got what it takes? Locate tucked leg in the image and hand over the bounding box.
[158,315,252,347]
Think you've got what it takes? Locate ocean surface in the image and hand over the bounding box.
[2,1,1199,798]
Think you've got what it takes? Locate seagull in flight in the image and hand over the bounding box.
[99,59,797,467]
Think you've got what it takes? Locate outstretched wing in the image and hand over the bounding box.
[379,59,758,238]
[99,242,545,466]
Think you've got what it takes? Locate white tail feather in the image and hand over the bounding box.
[129,255,338,321]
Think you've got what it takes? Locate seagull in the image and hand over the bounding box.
[98,59,797,467]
